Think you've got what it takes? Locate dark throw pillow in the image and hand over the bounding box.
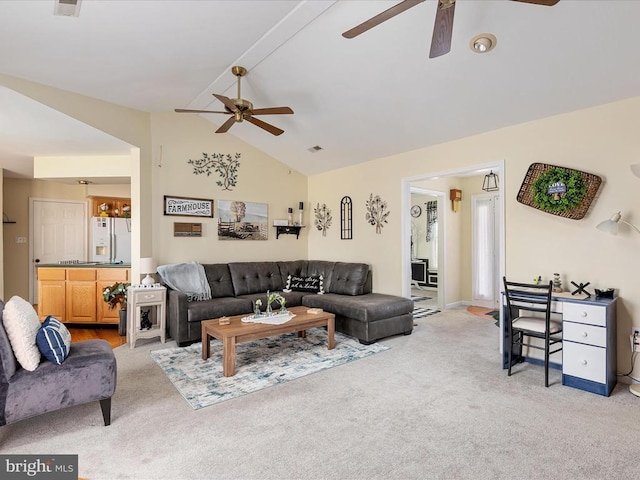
[36,316,72,365]
[288,275,325,294]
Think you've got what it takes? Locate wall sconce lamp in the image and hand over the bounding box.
[596,211,640,235]
[139,257,158,285]
[482,171,499,192]
[450,189,462,212]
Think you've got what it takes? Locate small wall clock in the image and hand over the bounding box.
[517,163,602,220]
[410,205,422,218]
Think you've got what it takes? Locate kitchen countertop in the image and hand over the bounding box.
[37,263,131,268]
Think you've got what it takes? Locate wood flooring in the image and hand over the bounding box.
[68,326,127,349]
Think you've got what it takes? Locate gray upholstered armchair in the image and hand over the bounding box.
[0,300,117,427]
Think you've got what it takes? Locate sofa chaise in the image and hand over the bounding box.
[165,260,414,347]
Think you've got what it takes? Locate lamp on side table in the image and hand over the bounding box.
[140,257,157,286]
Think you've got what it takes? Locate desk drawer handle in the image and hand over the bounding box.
[581,359,588,365]
[581,331,588,337]
[580,311,588,317]
[142,294,157,299]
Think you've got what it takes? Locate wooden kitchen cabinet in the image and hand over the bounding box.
[37,268,66,321]
[66,269,97,323]
[90,196,131,218]
[38,267,130,324]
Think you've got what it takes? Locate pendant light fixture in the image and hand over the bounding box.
[482,170,499,192]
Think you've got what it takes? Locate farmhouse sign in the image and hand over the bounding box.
[164,195,213,218]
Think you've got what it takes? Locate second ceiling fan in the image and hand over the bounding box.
[175,66,293,136]
[342,0,559,58]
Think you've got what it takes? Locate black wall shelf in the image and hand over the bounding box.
[274,225,304,239]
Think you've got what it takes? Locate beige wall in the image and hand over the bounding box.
[308,96,640,381]
[2,178,129,300]
[149,112,308,266]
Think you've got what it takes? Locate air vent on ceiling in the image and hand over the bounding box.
[308,145,323,153]
[54,0,82,17]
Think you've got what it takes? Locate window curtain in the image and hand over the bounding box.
[425,201,438,242]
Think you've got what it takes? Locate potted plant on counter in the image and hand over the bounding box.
[103,282,130,336]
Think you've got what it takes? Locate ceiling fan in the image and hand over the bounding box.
[175,66,293,136]
[342,0,559,58]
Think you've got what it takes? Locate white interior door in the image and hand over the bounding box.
[471,193,499,309]
[29,199,87,303]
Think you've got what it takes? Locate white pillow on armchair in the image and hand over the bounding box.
[3,296,41,371]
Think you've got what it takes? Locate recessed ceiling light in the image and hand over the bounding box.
[470,33,497,54]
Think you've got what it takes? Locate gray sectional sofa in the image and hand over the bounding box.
[166,260,414,347]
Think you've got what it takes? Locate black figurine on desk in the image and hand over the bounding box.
[571,281,592,297]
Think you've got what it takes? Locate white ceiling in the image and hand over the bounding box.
[2,0,640,179]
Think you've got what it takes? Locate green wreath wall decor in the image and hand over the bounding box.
[531,167,586,214]
[517,163,602,220]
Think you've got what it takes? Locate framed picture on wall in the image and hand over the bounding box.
[164,195,214,218]
[217,200,268,240]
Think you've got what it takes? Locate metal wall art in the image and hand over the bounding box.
[340,196,353,239]
[217,200,268,240]
[365,193,390,234]
[188,152,241,191]
[314,203,332,237]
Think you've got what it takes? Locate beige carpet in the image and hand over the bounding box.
[2,307,639,479]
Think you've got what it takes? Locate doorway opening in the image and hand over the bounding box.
[402,161,505,352]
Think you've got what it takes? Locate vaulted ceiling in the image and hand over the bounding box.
[2,0,640,179]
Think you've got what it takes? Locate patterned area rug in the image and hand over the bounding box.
[150,329,389,410]
[412,306,441,318]
[411,296,432,302]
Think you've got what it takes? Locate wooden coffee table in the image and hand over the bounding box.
[201,306,335,377]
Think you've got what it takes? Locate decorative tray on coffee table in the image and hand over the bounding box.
[241,311,296,325]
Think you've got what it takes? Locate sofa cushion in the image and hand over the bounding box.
[277,260,307,286]
[0,301,18,381]
[187,297,253,323]
[36,316,72,365]
[228,262,284,296]
[3,296,41,371]
[302,293,413,323]
[202,264,235,298]
[329,262,369,295]
[304,261,335,290]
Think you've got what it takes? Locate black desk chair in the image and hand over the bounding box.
[503,277,562,387]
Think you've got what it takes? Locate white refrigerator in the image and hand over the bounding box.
[90,217,132,263]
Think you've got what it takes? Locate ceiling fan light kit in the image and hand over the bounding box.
[342,0,558,59]
[174,66,293,136]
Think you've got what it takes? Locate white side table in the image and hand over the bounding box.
[127,285,166,349]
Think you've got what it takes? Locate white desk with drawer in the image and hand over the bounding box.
[502,293,617,396]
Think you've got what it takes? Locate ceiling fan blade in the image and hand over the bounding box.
[512,0,559,5]
[245,116,284,136]
[342,0,425,39]
[174,108,231,114]
[429,0,456,59]
[213,94,239,113]
[249,107,294,115]
[215,116,236,134]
